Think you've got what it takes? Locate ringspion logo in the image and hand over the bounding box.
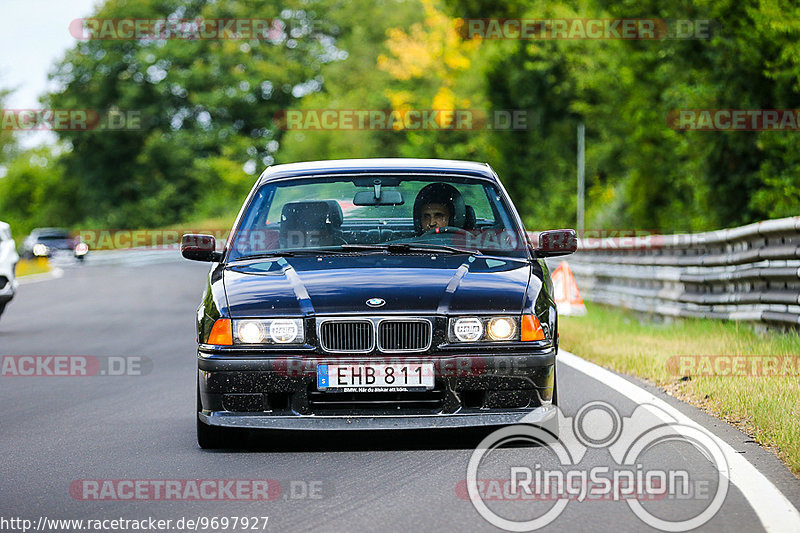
[466,402,729,531]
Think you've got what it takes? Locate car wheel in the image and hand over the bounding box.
[196,387,227,449]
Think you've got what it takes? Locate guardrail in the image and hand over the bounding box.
[547,216,800,327]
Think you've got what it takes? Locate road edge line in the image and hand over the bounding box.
[559,349,800,532]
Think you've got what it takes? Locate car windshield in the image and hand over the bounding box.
[227,174,528,261]
[37,233,70,241]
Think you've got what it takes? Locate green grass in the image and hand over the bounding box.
[559,302,800,476]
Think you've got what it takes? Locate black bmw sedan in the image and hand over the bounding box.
[182,158,576,448]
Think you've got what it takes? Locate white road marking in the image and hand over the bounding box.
[560,349,800,532]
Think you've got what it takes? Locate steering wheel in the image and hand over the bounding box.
[421,226,471,237]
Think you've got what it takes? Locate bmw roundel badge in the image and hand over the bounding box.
[366,298,386,308]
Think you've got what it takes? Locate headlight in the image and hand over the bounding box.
[487,317,516,340]
[269,319,300,343]
[33,244,49,256]
[237,321,266,344]
[452,317,483,342]
[449,316,521,342]
[233,319,305,344]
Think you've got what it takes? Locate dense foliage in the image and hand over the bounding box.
[1,0,798,235]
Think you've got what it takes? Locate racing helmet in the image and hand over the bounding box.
[413,182,466,235]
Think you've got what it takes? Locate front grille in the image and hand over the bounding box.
[319,320,374,352]
[378,320,432,352]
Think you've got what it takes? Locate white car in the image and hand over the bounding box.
[0,221,19,319]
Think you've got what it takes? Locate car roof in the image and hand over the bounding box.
[258,158,497,184]
[31,228,69,236]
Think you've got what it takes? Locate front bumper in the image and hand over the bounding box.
[198,405,557,430]
[198,350,556,430]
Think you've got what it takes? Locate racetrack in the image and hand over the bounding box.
[2,258,799,532]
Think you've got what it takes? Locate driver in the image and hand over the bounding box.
[420,202,452,232]
[413,183,464,235]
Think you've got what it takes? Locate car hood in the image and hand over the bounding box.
[223,254,531,317]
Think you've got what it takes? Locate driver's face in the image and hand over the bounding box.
[421,203,451,230]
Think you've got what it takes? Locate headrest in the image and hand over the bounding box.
[464,205,476,230]
[281,200,343,230]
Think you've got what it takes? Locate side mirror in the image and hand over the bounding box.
[534,229,577,257]
[181,234,222,262]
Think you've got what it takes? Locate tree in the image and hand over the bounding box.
[0,84,16,166]
[45,0,344,227]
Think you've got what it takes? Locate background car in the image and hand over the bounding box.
[21,228,89,262]
[0,221,19,320]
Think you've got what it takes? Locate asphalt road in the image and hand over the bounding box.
[1,257,799,532]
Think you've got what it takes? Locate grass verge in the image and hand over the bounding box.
[559,301,800,477]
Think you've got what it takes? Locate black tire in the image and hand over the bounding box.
[540,365,560,441]
[197,387,227,449]
[551,364,558,407]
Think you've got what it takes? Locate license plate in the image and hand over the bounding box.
[317,362,435,392]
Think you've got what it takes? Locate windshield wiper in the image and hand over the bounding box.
[340,243,477,255]
[227,251,299,262]
[229,243,481,262]
[228,245,393,262]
